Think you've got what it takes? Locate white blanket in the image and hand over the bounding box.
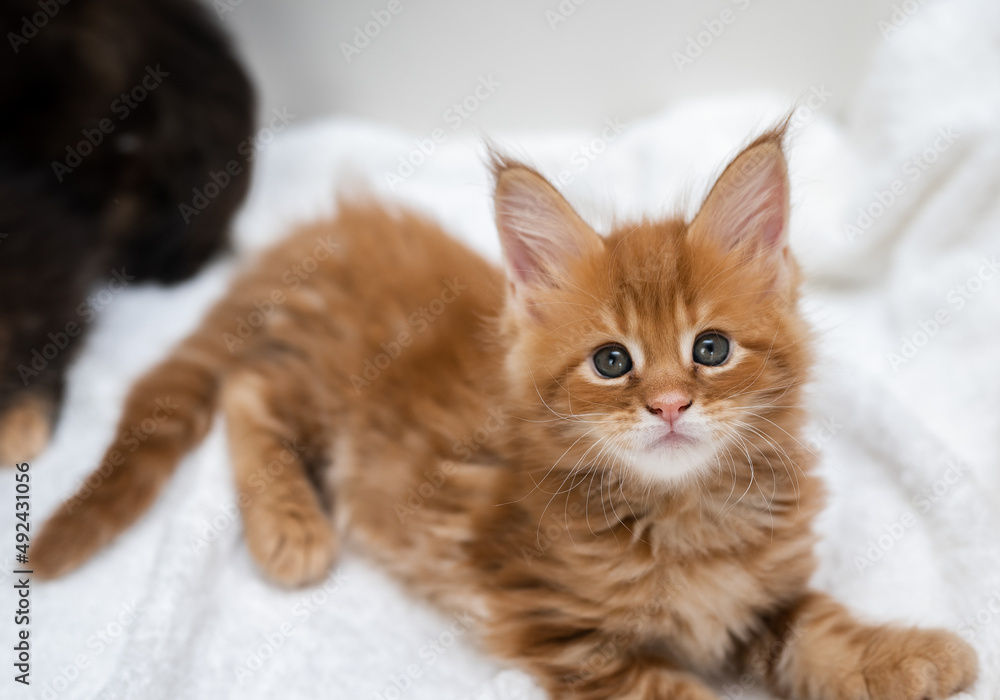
[6,0,1000,697]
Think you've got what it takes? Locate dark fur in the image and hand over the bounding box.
[0,0,255,447]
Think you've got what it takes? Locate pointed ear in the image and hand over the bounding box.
[492,157,603,313]
[690,127,790,265]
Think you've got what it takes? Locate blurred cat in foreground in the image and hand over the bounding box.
[0,0,255,463]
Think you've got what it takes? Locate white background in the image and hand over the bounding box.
[212,0,902,132]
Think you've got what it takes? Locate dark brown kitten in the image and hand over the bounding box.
[0,0,256,463]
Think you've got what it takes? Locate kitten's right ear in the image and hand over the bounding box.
[689,124,790,264]
[492,156,602,316]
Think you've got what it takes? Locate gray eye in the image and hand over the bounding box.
[693,332,730,366]
[593,345,633,378]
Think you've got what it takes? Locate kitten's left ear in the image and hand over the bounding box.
[689,126,791,274]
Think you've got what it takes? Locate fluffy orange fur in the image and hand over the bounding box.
[34,128,977,699]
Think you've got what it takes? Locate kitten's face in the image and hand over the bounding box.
[512,221,807,486]
[494,129,808,486]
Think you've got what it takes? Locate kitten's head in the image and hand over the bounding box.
[493,126,811,487]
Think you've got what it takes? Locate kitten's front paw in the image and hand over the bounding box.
[862,628,978,700]
[0,395,53,464]
[244,506,337,587]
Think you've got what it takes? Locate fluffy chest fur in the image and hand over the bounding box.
[457,443,823,673]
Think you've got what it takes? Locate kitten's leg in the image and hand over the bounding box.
[490,619,716,700]
[220,357,337,587]
[745,591,978,700]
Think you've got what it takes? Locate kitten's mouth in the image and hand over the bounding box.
[651,430,695,448]
[623,426,716,484]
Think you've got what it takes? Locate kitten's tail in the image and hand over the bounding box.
[33,336,226,579]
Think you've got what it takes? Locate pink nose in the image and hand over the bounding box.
[647,392,692,425]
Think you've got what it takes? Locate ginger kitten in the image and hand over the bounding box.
[34,127,978,699]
